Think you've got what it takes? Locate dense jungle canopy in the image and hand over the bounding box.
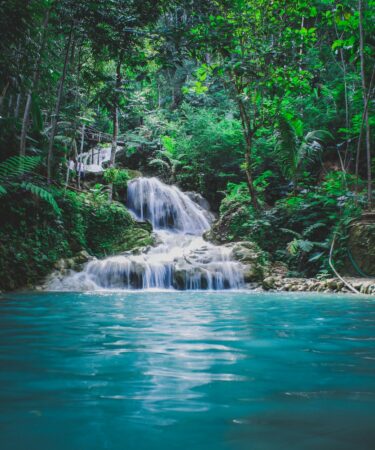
[0,0,374,291]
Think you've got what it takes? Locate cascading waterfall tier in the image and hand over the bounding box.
[77,145,122,173]
[127,177,210,233]
[48,177,245,291]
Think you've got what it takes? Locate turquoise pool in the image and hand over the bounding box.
[0,291,374,449]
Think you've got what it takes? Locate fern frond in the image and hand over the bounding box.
[308,251,325,262]
[297,239,314,253]
[149,159,171,170]
[304,130,333,143]
[303,222,326,237]
[0,156,42,180]
[280,227,301,238]
[21,182,61,215]
[288,238,314,255]
[287,238,300,255]
[0,185,7,196]
[274,116,297,179]
[298,130,332,167]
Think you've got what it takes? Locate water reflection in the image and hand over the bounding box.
[0,291,374,450]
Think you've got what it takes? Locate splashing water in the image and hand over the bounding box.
[48,177,245,291]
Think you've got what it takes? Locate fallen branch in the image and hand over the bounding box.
[329,234,361,295]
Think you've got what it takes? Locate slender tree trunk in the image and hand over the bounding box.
[65,162,70,190]
[8,94,13,112]
[355,64,375,195]
[0,81,10,114]
[20,9,50,156]
[299,16,305,71]
[228,70,260,211]
[14,94,21,119]
[341,48,351,170]
[78,124,85,189]
[108,58,122,202]
[244,138,260,211]
[47,25,73,183]
[358,0,372,209]
[333,14,351,169]
[235,95,260,211]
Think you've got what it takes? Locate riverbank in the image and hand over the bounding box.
[0,187,153,292]
[261,276,375,295]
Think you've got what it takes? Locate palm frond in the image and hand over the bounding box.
[304,130,333,143]
[298,130,333,167]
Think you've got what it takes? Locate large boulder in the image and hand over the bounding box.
[347,217,375,277]
[204,199,250,244]
[114,226,155,254]
[229,241,269,283]
[173,260,209,290]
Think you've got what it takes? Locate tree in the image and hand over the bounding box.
[188,0,316,210]
[358,0,372,209]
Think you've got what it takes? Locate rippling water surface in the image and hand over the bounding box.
[1,291,375,450]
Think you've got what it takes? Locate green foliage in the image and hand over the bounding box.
[0,0,373,287]
[21,182,61,215]
[274,116,333,184]
[103,168,130,187]
[161,105,245,207]
[0,192,70,291]
[0,155,42,186]
[0,155,61,214]
[215,170,365,277]
[0,184,152,291]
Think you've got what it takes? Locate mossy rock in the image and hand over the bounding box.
[230,241,270,282]
[348,222,375,276]
[111,227,155,254]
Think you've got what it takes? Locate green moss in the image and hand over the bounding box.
[0,189,153,291]
[109,227,155,254]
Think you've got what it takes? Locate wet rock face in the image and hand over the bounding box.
[204,201,249,245]
[53,250,94,273]
[185,192,211,211]
[173,263,210,290]
[348,222,375,277]
[230,241,263,263]
[229,241,269,283]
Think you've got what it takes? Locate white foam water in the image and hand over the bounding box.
[48,177,244,291]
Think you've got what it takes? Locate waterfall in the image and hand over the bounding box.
[49,177,245,291]
[77,145,121,173]
[127,177,210,233]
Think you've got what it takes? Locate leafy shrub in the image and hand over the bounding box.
[215,171,364,277]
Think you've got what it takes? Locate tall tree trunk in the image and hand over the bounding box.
[20,9,50,156]
[78,123,85,189]
[333,13,351,169]
[0,81,10,114]
[47,26,73,183]
[235,95,260,211]
[244,138,260,211]
[228,71,260,211]
[108,58,122,202]
[358,0,372,209]
[14,94,21,119]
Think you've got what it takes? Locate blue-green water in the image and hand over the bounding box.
[1,291,375,450]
